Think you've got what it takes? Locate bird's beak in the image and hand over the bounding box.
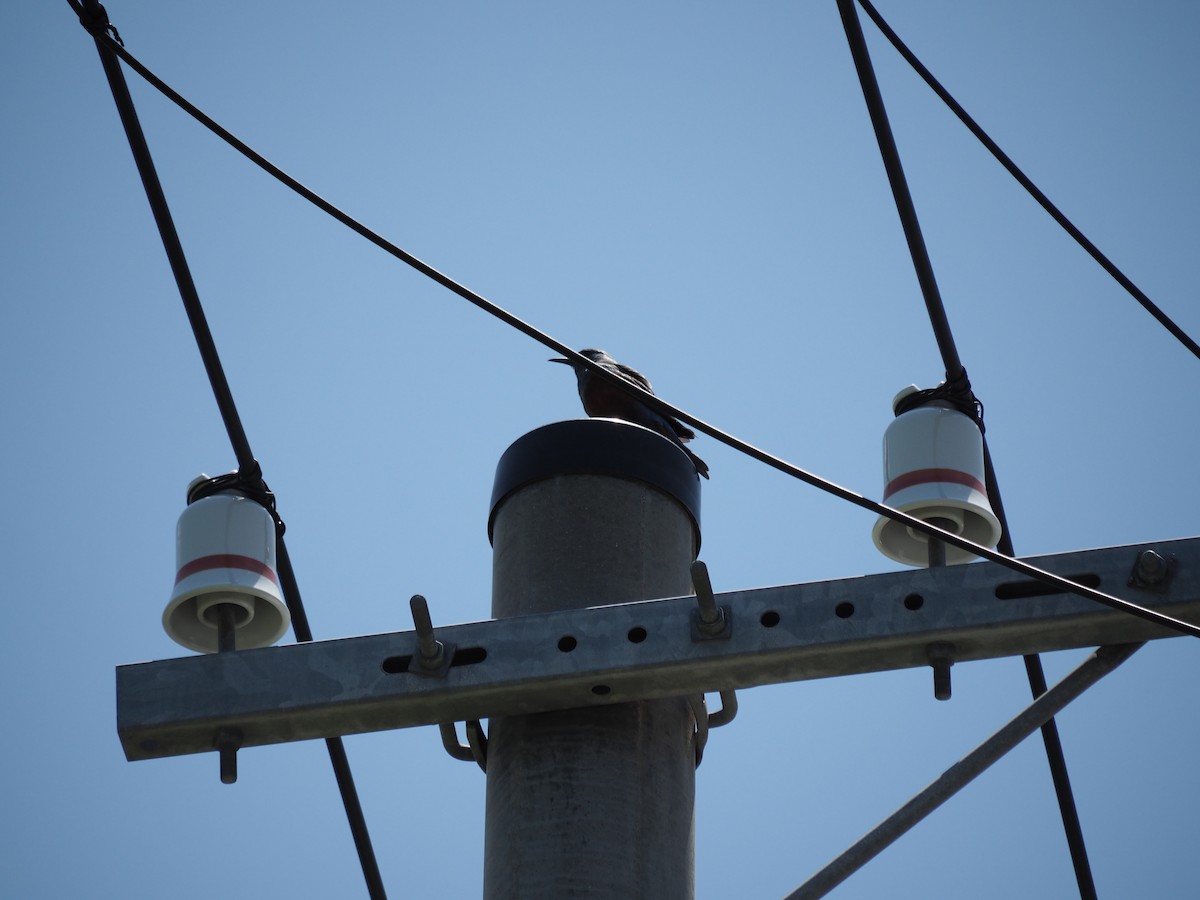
[548,357,571,365]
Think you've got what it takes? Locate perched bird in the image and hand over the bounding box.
[551,348,710,478]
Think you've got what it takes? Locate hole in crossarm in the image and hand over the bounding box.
[558,635,578,652]
[381,654,412,674]
[627,626,648,643]
[381,646,486,674]
[591,684,611,696]
[995,572,1100,600]
[904,593,924,611]
[450,646,487,667]
[835,601,855,619]
[760,610,781,628]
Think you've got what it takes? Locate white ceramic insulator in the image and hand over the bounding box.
[872,403,1002,567]
[162,489,290,653]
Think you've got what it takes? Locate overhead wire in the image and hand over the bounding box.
[68,2,1200,644]
[984,440,1097,899]
[72,2,387,898]
[838,1,1098,895]
[856,0,1200,363]
[851,3,1200,882]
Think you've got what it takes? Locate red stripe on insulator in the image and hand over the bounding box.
[175,553,279,586]
[883,467,986,500]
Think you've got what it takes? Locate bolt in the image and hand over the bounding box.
[924,517,957,569]
[927,641,956,702]
[214,727,243,785]
[691,560,720,626]
[691,560,729,639]
[1135,550,1168,586]
[410,594,445,668]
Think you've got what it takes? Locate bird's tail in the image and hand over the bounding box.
[682,443,710,479]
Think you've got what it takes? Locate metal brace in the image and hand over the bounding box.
[687,561,739,765]
[708,689,739,728]
[439,721,487,773]
[686,690,740,767]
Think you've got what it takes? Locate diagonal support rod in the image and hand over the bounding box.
[784,642,1143,899]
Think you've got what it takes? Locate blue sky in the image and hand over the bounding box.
[4,1,1198,897]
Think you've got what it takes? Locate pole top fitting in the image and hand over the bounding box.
[488,419,702,548]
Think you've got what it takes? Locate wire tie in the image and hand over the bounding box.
[77,0,124,46]
[185,463,286,536]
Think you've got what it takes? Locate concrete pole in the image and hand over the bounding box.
[484,420,702,899]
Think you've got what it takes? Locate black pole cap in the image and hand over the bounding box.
[489,419,702,547]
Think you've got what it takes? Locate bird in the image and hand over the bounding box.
[550,348,710,479]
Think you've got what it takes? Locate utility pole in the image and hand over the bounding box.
[484,419,702,899]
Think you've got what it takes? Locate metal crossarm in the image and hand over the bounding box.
[119,537,1198,762]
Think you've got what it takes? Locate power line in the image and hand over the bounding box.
[855,0,1200,363]
[73,2,387,897]
[68,3,1200,643]
[838,1,1097,894]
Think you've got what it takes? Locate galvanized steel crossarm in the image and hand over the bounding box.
[118,537,1199,762]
